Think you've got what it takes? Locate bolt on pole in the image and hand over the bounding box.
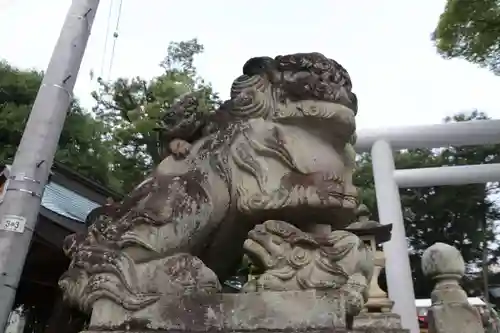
[0,0,100,330]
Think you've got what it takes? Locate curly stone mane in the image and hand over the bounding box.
[242,52,358,114]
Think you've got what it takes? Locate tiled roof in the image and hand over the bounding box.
[41,182,100,223]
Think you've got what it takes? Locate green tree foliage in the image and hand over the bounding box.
[92,38,220,191]
[1,39,220,194]
[0,61,118,188]
[354,110,500,298]
[433,0,500,74]
[0,62,42,161]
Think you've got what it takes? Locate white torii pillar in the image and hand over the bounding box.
[356,119,500,333]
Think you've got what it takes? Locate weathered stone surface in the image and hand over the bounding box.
[345,206,393,313]
[86,290,346,332]
[362,250,394,313]
[422,242,465,278]
[82,325,415,332]
[82,330,410,333]
[59,52,361,317]
[57,52,376,333]
[82,329,410,333]
[354,312,402,329]
[242,220,373,319]
[428,303,484,333]
[351,329,409,333]
[422,242,485,333]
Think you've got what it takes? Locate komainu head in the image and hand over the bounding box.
[242,220,373,292]
[241,52,358,114]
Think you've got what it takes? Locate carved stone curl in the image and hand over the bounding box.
[59,211,221,313]
[242,220,374,318]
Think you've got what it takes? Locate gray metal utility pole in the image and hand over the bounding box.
[0,0,100,330]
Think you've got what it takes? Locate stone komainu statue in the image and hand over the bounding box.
[59,52,371,323]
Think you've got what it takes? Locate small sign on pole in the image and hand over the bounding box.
[0,215,26,233]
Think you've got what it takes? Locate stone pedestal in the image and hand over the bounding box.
[422,242,485,333]
[354,312,405,330]
[82,290,348,333]
[352,329,409,333]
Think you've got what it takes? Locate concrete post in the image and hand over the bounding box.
[0,0,100,330]
[371,140,419,333]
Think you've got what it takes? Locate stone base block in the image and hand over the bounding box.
[81,327,410,333]
[86,290,347,332]
[354,312,403,330]
[347,327,410,333]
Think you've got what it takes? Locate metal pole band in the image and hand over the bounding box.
[5,188,42,198]
[40,83,73,100]
[8,174,40,184]
[6,174,44,198]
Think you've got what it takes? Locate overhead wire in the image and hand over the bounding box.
[107,0,124,81]
[99,0,115,80]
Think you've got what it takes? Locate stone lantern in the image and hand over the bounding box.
[345,204,394,313]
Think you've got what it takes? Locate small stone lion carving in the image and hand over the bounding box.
[242,220,374,317]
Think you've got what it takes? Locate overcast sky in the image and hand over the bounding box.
[1,0,500,130]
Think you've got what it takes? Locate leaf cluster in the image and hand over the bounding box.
[91,39,220,190]
[433,0,500,74]
[0,61,119,188]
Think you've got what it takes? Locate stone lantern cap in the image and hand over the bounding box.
[344,204,392,245]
